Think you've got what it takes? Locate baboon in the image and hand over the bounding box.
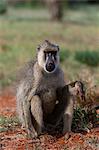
[16,40,84,139]
[45,80,85,131]
[68,81,85,101]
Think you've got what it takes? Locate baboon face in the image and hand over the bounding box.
[37,40,60,73]
[75,81,85,100]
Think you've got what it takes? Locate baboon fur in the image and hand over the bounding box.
[16,40,76,139]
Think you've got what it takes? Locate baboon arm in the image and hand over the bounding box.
[27,88,49,102]
[22,99,38,138]
[63,95,74,133]
[31,96,43,135]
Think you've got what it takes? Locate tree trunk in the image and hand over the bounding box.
[45,0,63,21]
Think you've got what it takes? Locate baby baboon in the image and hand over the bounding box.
[45,81,85,132]
[68,81,85,101]
[16,40,84,139]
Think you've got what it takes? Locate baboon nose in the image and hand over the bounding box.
[49,62,53,66]
[46,62,55,72]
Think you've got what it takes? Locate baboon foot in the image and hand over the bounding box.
[27,129,38,139]
[63,132,71,140]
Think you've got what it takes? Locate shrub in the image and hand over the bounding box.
[0,0,7,14]
[60,50,70,62]
[75,50,99,67]
[72,107,97,132]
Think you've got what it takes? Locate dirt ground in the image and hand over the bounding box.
[0,90,99,150]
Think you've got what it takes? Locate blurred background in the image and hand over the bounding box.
[0,1,99,148]
[0,0,99,92]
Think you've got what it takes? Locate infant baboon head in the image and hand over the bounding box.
[37,40,60,73]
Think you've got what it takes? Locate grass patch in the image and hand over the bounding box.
[0,115,19,126]
[75,50,99,67]
[0,116,19,132]
[65,5,99,25]
[0,75,16,88]
[11,0,44,9]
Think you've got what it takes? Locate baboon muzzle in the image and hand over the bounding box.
[46,60,55,72]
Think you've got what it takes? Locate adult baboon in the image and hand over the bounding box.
[16,40,84,139]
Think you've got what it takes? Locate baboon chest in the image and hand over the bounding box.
[40,88,57,114]
[34,69,64,114]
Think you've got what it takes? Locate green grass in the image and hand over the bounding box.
[0,115,19,132]
[65,5,99,25]
[60,49,70,63]
[0,115,19,126]
[0,6,99,88]
[75,50,99,67]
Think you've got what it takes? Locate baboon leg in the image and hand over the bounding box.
[31,96,43,136]
[22,98,38,138]
[16,98,25,128]
[63,96,74,139]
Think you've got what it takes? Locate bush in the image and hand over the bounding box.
[72,107,89,131]
[60,50,70,62]
[75,50,99,67]
[0,0,7,14]
[72,107,97,132]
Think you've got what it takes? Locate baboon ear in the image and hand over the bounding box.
[44,40,50,44]
[37,45,41,51]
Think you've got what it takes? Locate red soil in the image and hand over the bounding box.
[0,91,99,150]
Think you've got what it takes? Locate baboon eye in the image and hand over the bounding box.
[44,52,48,60]
[54,55,56,60]
[44,51,57,60]
[51,51,57,60]
[51,51,57,55]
